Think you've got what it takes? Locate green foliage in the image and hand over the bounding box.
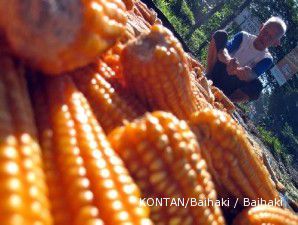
[237,103,250,114]
[152,0,191,37]
[258,126,283,154]
[257,126,294,166]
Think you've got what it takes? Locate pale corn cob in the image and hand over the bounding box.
[134,1,157,25]
[190,72,214,107]
[211,86,235,113]
[72,64,145,134]
[233,205,298,225]
[122,25,205,119]
[43,75,152,225]
[213,102,226,112]
[196,76,214,103]
[0,57,51,225]
[108,111,226,225]
[187,54,205,73]
[126,11,152,38]
[190,108,280,204]
[0,0,127,74]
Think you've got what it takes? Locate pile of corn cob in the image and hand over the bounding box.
[0,0,297,225]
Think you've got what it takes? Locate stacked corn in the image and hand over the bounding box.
[108,111,225,225]
[0,0,127,74]
[233,205,298,225]
[32,75,153,225]
[0,57,51,225]
[71,64,144,134]
[190,109,280,204]
[0,0,294,225]
[122,25,211,120]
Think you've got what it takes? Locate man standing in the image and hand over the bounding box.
[206,17,287,102]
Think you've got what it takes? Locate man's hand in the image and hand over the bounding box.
[217,48,233,64]
[228,61,255,81]
[226,58,239,75]
[235,66,254,81]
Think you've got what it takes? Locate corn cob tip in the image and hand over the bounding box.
[233,205,298,225]
[0,0,127,74]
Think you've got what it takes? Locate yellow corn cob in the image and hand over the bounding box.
[108,111,226,225]
[232,205,298,225]
[31,79,72,225]
[79,60,147,115]
[94,59,147,114]
[0,0,127,74]
[39,74,152,225]
[190,108,280,204]
[0,57,51,225]
[71,64,145,134]
[122,25,207,120]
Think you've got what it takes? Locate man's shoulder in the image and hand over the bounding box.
[264,49,273,60]
[239,31,257,40]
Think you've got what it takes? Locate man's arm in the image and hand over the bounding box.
[207,30,229,74]
[252,58,273,76]
[216,31,243,65]
[230,58,273,81]
[227,32,243,54]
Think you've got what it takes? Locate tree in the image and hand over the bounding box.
[185,0,227,38]
[193,0,253,55]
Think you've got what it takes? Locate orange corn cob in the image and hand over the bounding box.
[101,43,125,81]
[94,59,147,115]
[123,0,134,10]
[31,78,72,225]
[71,65,145,134]
[190,108,280,204]
[76,60,146,114]
[0,57,51,225]
[211,86,235,113]
[108,111,226,225]
[0,0,127,74]
[233,205,298,225]
[122,25,206,120]
[41,75,152,225]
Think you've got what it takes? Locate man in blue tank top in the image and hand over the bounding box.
[206,17,287,102]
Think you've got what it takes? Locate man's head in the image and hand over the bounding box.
[254,17,287,51]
